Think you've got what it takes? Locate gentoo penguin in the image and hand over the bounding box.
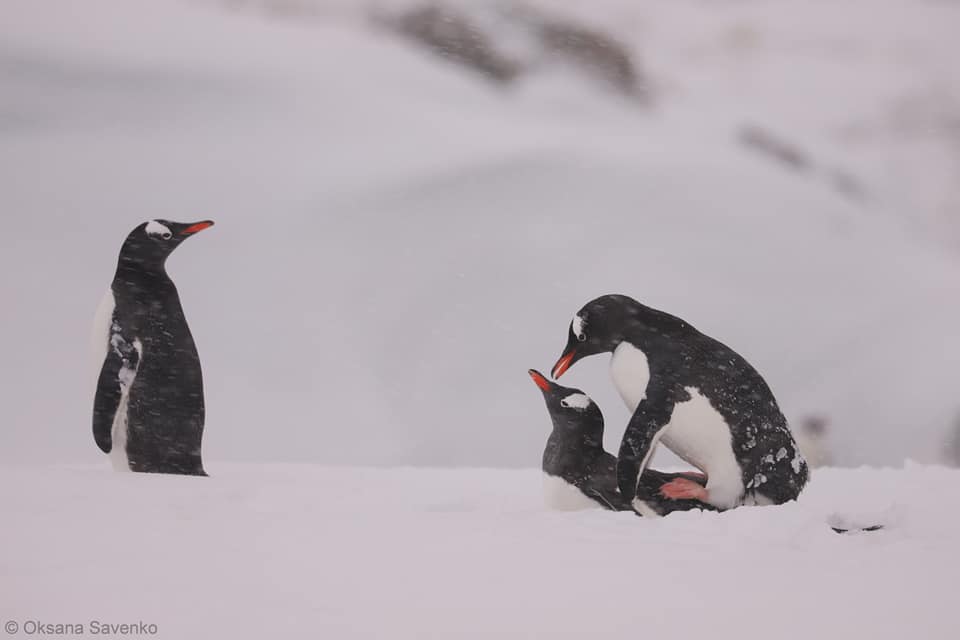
[550,294,808,514]
[794,415,833,468]
[91,219,214,476]
[529,369,713,515]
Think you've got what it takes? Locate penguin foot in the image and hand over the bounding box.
[659,478,708,501]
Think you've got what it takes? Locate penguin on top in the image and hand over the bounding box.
[91,219,214,476]
[550,294,807,515]
[529,369,713,515]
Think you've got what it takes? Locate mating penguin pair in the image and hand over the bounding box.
[92,220,214,476]
[536,294,809,516]
[529,369,712,515]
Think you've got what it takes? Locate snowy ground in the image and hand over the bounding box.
[2,463,957,638]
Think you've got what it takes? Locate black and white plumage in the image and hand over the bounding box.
[529,369,713,515]
[550,294,808,514]
[91,219,214,476]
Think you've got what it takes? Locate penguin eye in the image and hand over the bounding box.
[577,332,587,343]
[161,232,172,240]
[560,399,570,408]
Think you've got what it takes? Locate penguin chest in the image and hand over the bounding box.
[610,341,651,409]
[542,473,603,511]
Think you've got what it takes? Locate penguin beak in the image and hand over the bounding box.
[528,369,552,392]
[551,350,575,379]
[181,220,215,236]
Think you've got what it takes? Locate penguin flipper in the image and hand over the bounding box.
[93,328,141,454]
[616,393,676,500]
[92,350,123,453]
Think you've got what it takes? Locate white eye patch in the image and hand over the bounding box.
[559,393,591,409]
[571,314,586,341]
[145,220,172,239]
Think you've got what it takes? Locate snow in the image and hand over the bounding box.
[1,463,957,638]
[792,452,807,475]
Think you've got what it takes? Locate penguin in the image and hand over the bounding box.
[794,415,833,468]
[550,294,808,515]
[91,219,214,476]
[528,369,714,515]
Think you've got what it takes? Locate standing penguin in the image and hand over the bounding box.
[550,294,807,514]
[91,219,214,475]
[529,369,713,515]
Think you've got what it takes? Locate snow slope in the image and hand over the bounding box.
[1,0,959,470]
[2,463,957,638]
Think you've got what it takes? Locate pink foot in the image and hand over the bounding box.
[660,478,708,501]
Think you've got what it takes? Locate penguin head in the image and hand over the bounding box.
[119,219,215,269]
[528,369,604,441]
[551,294,635,378]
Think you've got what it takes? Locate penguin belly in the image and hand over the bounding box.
[659,390,744,509]
[109,337,142,473]
[109,394,131,472]
[610,343,744,510]
[542,473,603,511]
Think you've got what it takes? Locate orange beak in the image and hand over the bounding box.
[551,350,575,379]
[181,221,214,235]
[528,369,551,391]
